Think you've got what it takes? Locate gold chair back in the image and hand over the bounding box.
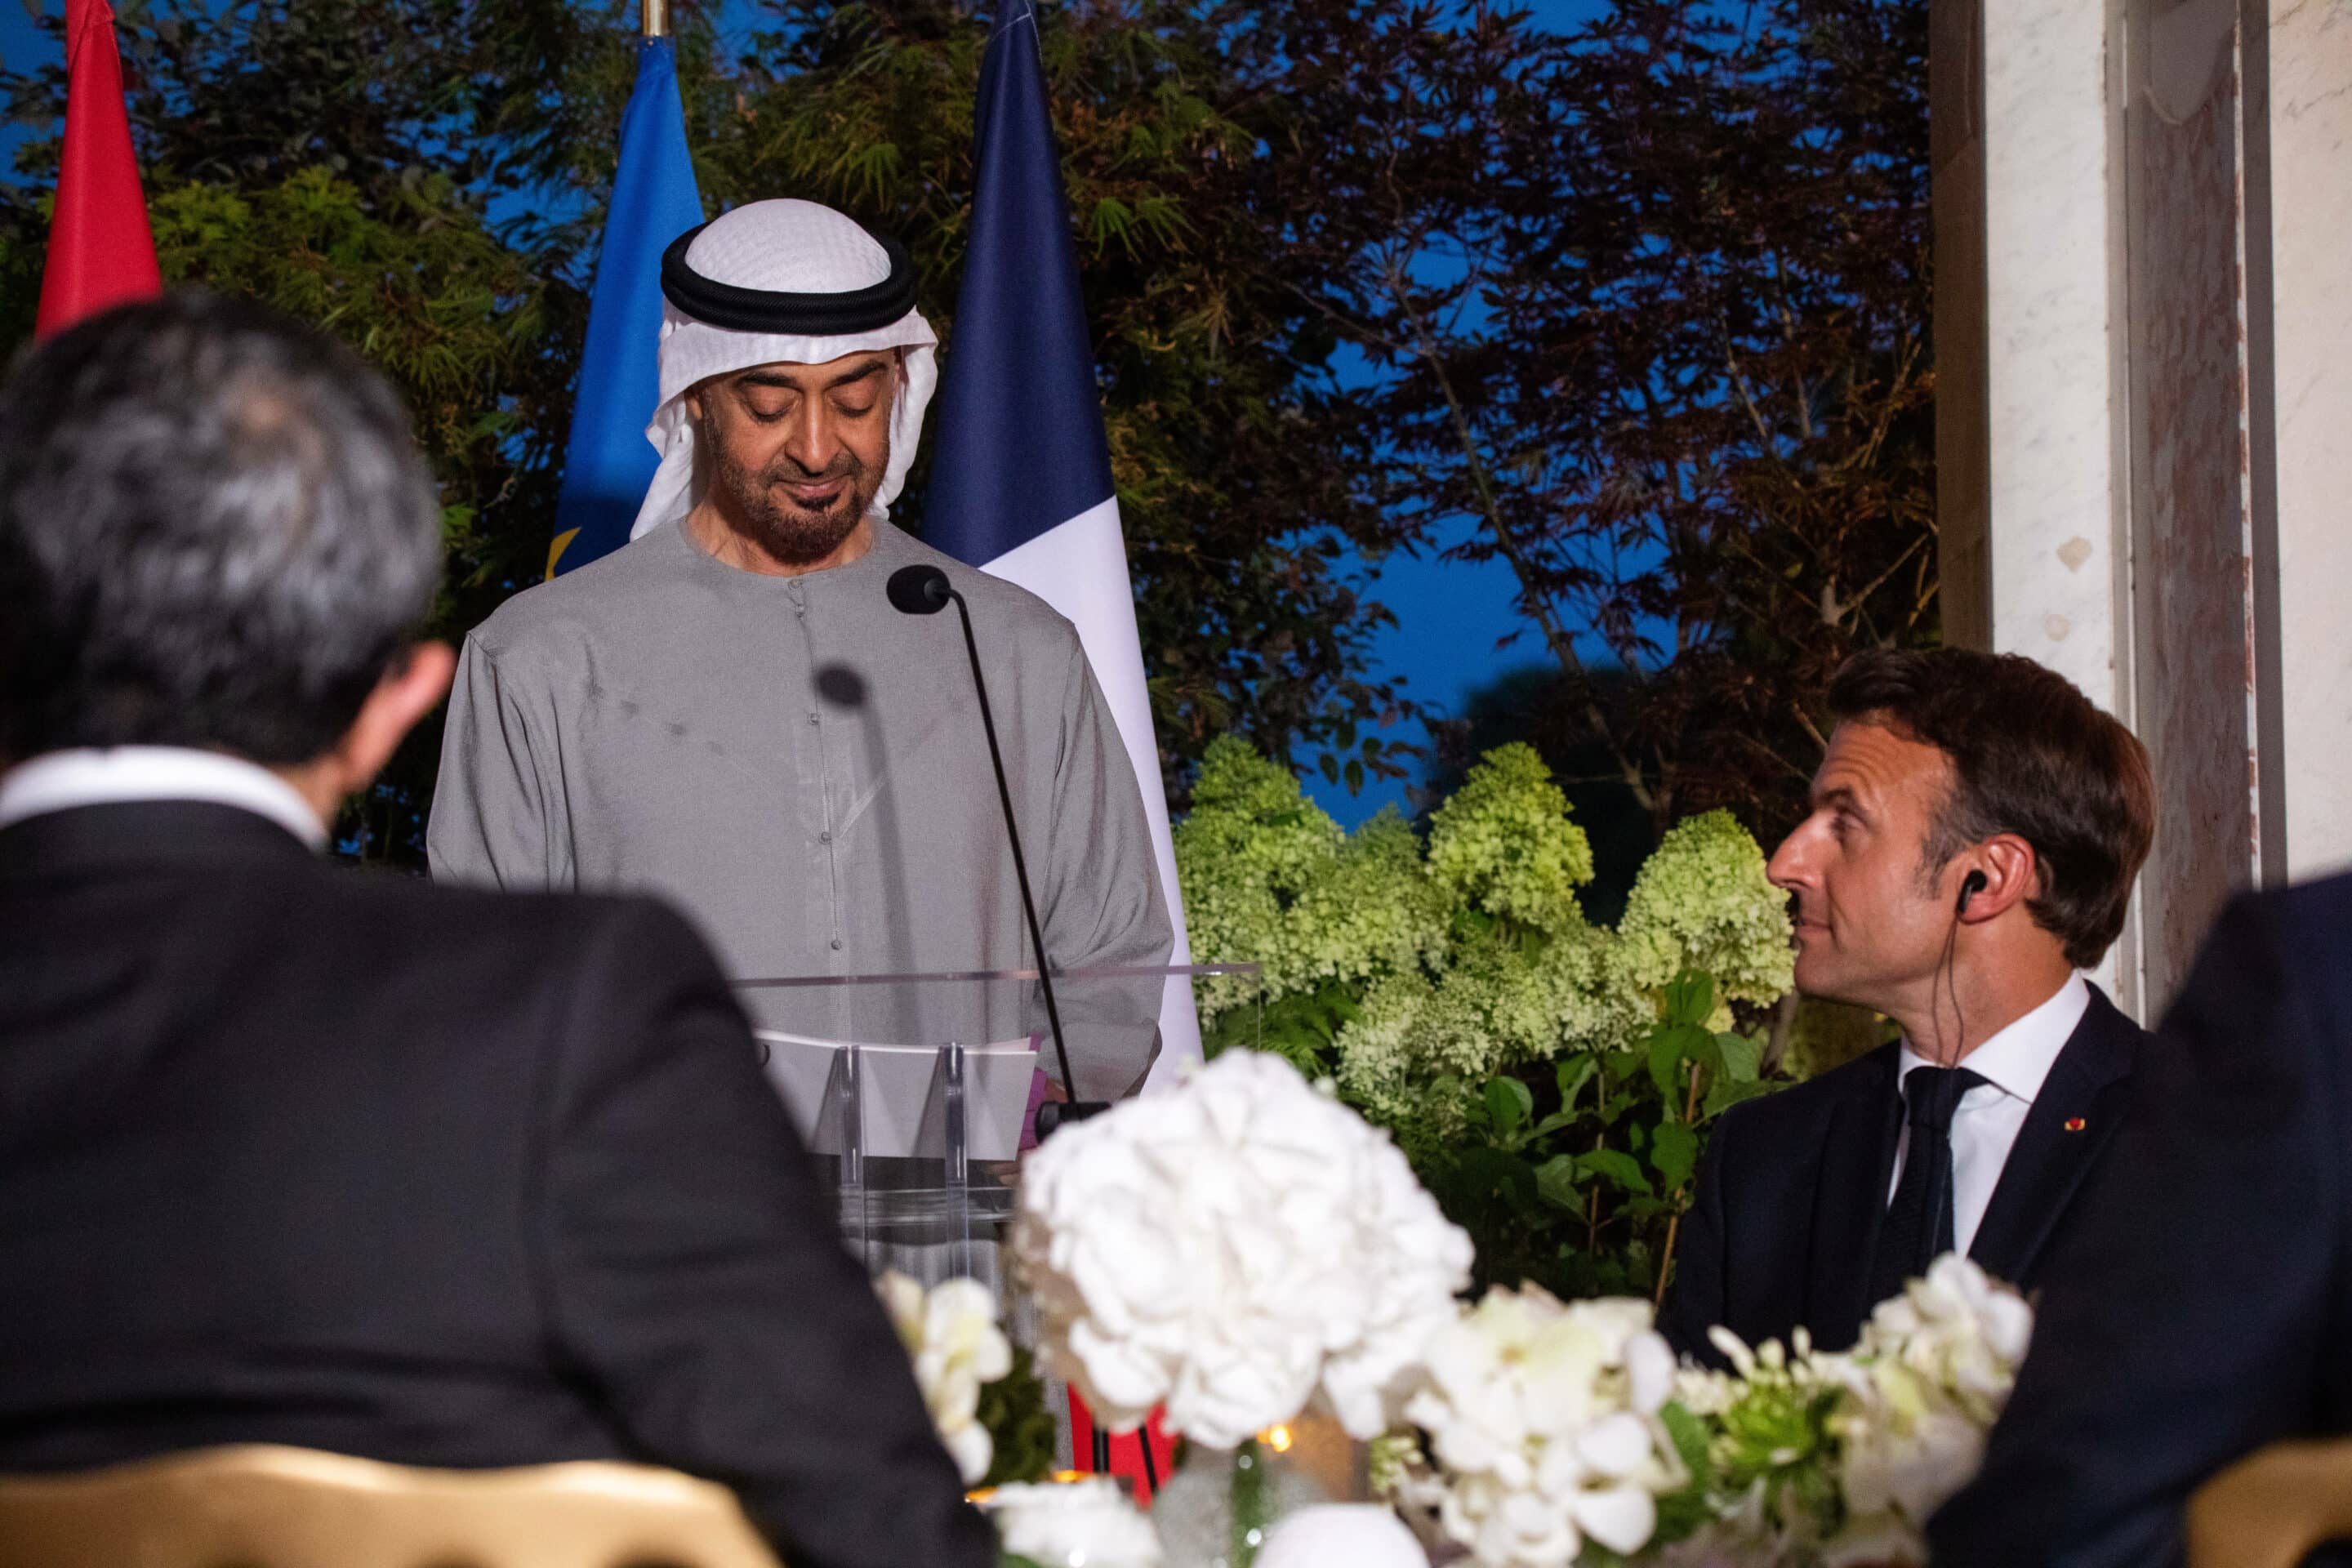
[0,1444,784,1568]
[2188,1437,2352,1568]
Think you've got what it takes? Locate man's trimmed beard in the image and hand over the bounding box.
[708,433,887,565]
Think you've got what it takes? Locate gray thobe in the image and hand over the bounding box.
[427,519,1172,1102]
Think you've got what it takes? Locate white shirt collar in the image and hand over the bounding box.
[0,746,328,851]
[1898,971,2091,1107]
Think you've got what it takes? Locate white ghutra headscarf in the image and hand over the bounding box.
[628,198,940,542]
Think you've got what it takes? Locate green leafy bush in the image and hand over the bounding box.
[1178,741,1796,1301]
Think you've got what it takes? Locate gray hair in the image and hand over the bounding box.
[0,292,443,764]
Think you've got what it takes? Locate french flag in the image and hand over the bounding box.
[925,0,1200,1085]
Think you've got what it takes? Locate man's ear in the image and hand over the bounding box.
[332,643,457,796]
[1958,834,2038,924]
[272,643,457,829]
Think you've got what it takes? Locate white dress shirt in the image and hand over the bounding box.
[1889,972,2090,1257]
[0,746,327,850]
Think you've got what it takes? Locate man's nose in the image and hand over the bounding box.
[1766,824,1815,892]
[782,400,842,472]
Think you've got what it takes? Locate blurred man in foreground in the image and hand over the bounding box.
[0,293,993,1568]
[1931,875,2352,1567]
[1660,649,2156,1361]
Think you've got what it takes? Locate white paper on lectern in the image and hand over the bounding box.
[755,1031,1039,1160]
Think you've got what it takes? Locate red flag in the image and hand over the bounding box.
[34,0,160,339]
[1066,1392,1175,1501]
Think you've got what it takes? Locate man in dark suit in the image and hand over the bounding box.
[0,295,996,1568]
[1659,648,2156,1361]
[1930,876,2352,1567]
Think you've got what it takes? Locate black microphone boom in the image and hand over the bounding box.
[884,564,1103,1141]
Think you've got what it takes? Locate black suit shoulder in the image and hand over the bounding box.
[1713,1040,1899,1147]
[1658,1041,1898,1359]
[255,858,738,1044]
[304,856,718,962]
[1927,905,2351,1568]
[2208,873,2352,1036]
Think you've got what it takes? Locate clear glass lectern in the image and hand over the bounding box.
[733,963,1261,1289]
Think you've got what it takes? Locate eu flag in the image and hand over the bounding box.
[924,1,1200,1079]
[548,36,705,578]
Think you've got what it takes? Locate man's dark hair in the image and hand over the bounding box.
[0,292,441,765]
[1828,648,2155,969]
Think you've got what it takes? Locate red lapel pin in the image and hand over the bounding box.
[2063,1117,2087,1133]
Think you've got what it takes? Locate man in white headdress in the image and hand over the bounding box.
[428,199,1171,1102]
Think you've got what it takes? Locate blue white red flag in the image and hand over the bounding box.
[925,1,1200,1080]
[549,36,706,578]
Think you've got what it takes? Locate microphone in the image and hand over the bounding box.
[885,564,1105,1143]
[886,564,952,616]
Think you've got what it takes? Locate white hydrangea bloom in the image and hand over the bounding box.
[1425,743,1595,935]
[1011,1050,1473,1450]
[1618,810,1794,1007]
[1333,969,1436,1116]
[1174,737,1348,1011]
[875,1272,1013,1486]
[1401,1285,1685,1568]
[1286,808,1452,989]
[1529,921,1656,1056]
[1416,939,1552,1080]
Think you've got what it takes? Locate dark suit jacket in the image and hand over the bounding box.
[1931,879,2352,1568]
[0,800,995,1568]
[1659,984,2145,1362]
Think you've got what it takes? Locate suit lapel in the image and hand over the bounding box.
[1968,987,2140,1289]
[1805,1044,1904,1349]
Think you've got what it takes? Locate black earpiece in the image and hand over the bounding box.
[1957,870,1988,915]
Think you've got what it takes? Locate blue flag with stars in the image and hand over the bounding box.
[549,36,705,578]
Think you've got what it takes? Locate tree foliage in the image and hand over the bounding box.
[0,0,1933,862]
[1281,0,1936,840]
[0,0,1428,861]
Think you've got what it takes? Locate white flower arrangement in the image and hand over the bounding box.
[1820,1254,2034,1562]
[1379,1256,2030,1568]
[1393,1285,1686,1567]
[875,1271,1014,1486]
[1009,1049,1474,1450]
[987,1477,1165,1568]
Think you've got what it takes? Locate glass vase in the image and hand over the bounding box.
[1152,1437,1330,1568]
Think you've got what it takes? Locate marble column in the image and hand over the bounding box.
[1932,0,2140,1010]
[2122,0,2280,1010]
[1931,0,2352,1013]
[2268,0,2352,881]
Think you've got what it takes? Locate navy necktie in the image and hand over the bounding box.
[1867,1065,1989,1310]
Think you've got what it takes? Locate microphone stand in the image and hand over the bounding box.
[889,564,1114,1474]
[937,584,1107,1143]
